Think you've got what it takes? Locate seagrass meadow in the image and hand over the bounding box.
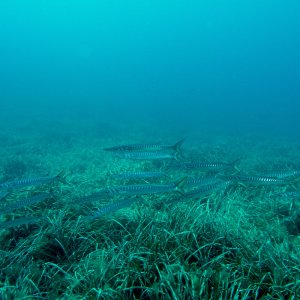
[1,0,300,299]
[0,117,299,300]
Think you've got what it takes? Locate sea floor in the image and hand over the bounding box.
[0,117,299,299]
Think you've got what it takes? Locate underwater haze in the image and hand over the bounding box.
[1,1,300,299]
[0,0,299,138]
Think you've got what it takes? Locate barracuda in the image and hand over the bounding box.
[1,193,52,215]
[167,159,239,171]
[185,176,223,187]
[116,151,178,160]
[103,139,185,153]
[0,191,9,201]
[86,197,139,221]
[220,175,288,185]
[275,191,300,198]
[112,171,166,179]
[0,171,64,190]
[169,180,233,205]
[0,216,43,230]
[102,178,186,196]
[186,180,233,197]
[265,170,300,179]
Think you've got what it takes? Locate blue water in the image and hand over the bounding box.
[0,0,299,138]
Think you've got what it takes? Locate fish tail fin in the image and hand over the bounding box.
[174,177,187,196]
[292,174,300,182]
[55,170,68,184]
[0,190,9,200]
[172,138,185,153]
[289,183,298,190]
[287,175,300,189]
[163,172,171,179]
[229,159,241,171]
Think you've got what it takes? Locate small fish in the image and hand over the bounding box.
[265,170,300,179]
[0,191,9,201]
[169,180,232,205]
[167,159,239,171]
[103,139,185,153]
[0,171,65,190]
[221,175,288,186]
[0,216,43,230]
[186,180,233,197]
[112,171,166,179]
[185,176,223,187]
[101,178,186,196]
[86,197,139,221]
[1,193,52,215]
[275,191,300,198]
[116,151,178,160]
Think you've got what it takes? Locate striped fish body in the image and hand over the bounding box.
[0,177,53,190]
[103,139,184,153]
[0,216,42,230]
[0,191,9,201]
[112,171,165,179]
[168,161,236,171]
[104,178,186,196]
[0,172,63,190]
[106,183,177,195]
[276,191,300,198]
[186,181,232,197]
[116,151,176,160]
[185,176,222,187]
[1,193,51,215]
[233,175,287,185]
[103,143,162,152]
[266,170,300,179]
[86,198,138,220]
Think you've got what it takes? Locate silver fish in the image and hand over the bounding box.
[221,175,288,185]
[0,171,64,190]
[167,159,239,171]
[168,180,232,205]
[0,191,9,201]
[1,193,52,215]
[86,197,139,221]
[0,216,42,230]
[275,191,300,198]
[186,180,232,197]
[101,178,186,196]
[116,151,178,160]
[112,171,166,179]
[103,139,184,153]
[185,176,222,187]
[265,170,300,179]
